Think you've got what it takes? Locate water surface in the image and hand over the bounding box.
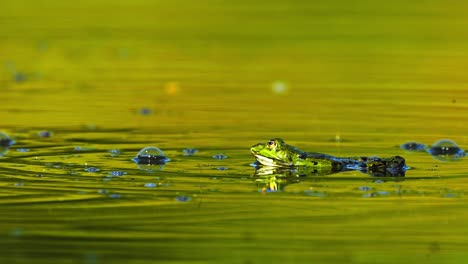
[1,0,468,263]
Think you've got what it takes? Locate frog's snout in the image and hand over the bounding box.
[250,143,262,153]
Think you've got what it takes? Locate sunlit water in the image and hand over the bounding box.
[2,0,468,263]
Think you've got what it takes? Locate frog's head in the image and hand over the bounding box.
[250,138,300,167]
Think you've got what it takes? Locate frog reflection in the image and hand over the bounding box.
[253,164,405,192]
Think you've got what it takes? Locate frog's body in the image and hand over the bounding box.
[251,138,406,175]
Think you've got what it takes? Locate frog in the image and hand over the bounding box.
[250,138,407,176]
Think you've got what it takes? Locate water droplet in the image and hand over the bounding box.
[216,167,228,170]
[15,182,24,187]
[144,183,157,188]
[97,189,108,194]
[400,141,426,151]
[358,186,372,191]
[427,139,465,161]
[212,154,228,160]
[175,196,191,202]
[132,146,169,165]
[182,148,198,156]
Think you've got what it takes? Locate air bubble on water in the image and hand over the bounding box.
[175,196,191,202]
[109,171,126,177]
[400,141,426,152]
[212,154,228,160]
[9,227,23,237]
[85,167,100,173]
[109,149,121,157]
[0,132,15,148]
[17,148,30,152]
[139,107,153,116]
[183,148,198,156]
[427,139,465,162]
[38,130,53,138]
[109,193,121,199]
[132,146,169,165]
[144,183,157,188]
[14,72,26,83]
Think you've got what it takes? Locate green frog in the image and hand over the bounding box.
[250,138,407,176]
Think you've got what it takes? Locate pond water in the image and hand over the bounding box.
[2,1,468,263]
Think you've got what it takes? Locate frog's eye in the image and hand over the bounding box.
[267,140,276,148]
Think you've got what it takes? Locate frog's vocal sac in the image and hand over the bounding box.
[250,138,407,175]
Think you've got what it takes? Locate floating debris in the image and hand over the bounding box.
[427,139,465,162]
[182,148,198,156]
[400,141,426,152]
[212,154,228,160]
[132,146,170,165]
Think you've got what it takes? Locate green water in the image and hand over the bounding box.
[2,0,468,263]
